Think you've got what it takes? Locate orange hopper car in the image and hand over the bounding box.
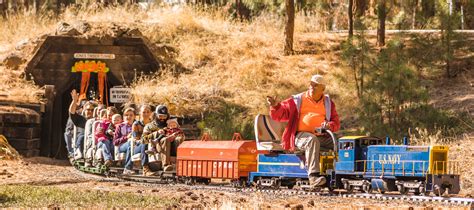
[176,133,258,185]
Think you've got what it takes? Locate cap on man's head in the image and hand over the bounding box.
[155,105,169,116]
[311,74,325,85]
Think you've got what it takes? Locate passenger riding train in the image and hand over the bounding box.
[70,112,461,196]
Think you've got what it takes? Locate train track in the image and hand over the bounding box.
[109,172,474,207]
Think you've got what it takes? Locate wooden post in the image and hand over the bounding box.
[40,85,56,157]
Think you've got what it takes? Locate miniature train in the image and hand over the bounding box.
[71,114,461,196]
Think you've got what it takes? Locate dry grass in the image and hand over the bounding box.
[0,5,345,112]
[127,6,346,116]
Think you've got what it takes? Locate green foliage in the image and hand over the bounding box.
[338,28,472,139]
[436,0,464,77]
[359,39,429,138]
[340,26,371,99]
[197,101,254,140]
[0,184,178,208]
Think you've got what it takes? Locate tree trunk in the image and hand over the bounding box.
[284,0,295,55]
[411,0,419,29]
[0,0,5,18]
[355,0,367,17]
[377,0,386,47]
[348,0,354,38]
[236,0,242,21]
[421,0,435,19]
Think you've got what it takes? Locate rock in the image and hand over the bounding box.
[15,39,30,51]
[56,22,82,36]
[111,24,127,37]
[190,194,199,201]
[112,182,119,186]
[292,204,304,210]
[126,28,143,37]
[124,183,131,186]
[284,204,290,208]
[185,191,193,196]
[307,200,314,206]
[72,21,91,34]
[237,197,246,203]
[136,190,143,194]
[219,192,224,196]
[151,189,159,193]
[2,53,25,70]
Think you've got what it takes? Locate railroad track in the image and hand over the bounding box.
[109,172,474,207]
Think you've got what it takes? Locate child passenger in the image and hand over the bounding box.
[145,118,184,155]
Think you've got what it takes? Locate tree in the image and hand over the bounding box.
[377,0,386,46]
[348,0,354,38]
[355,0,367,17]
[284,0,295,55]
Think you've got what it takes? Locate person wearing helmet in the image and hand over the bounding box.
[142,105,175,173]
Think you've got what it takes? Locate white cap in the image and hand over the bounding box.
[311,74,325,85]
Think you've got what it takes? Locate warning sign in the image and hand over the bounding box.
[110,86,131,103]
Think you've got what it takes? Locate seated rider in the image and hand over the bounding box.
[108,114,123,137]
[146,118,185,155]
[95,109,114,166]
[267,74,340,189]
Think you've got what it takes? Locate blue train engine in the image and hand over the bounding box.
[249,114,336,190]
[334,136,461,196]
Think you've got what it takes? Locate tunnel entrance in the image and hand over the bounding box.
[25,35,160,159]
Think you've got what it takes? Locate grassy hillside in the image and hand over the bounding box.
[0,4,472,194]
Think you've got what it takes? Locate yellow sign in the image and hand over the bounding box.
[71,61,110,73]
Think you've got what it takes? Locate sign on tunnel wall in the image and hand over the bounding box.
[73,53,116,60]
[110,86,131,103]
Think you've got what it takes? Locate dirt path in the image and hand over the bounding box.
[1,157,472,209]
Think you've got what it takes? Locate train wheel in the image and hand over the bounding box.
[343,183,353,194]
[362,183,372,194]
[399,187,408,195]
[271,178,281,190]
[255,179,262,189]
[185,177,195,185]
[434,185,446,196]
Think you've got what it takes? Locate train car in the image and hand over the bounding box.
[249,114,336,190]
[334,137,460,196]
[176,133,258,186]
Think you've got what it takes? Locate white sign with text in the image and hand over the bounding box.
[110,86,131,103]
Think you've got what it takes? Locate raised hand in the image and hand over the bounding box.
[266,96,277,107]
[71,89,79,102]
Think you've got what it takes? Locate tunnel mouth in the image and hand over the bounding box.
[24,32,161,159]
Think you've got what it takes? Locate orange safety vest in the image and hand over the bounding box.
[296,92,326,134]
